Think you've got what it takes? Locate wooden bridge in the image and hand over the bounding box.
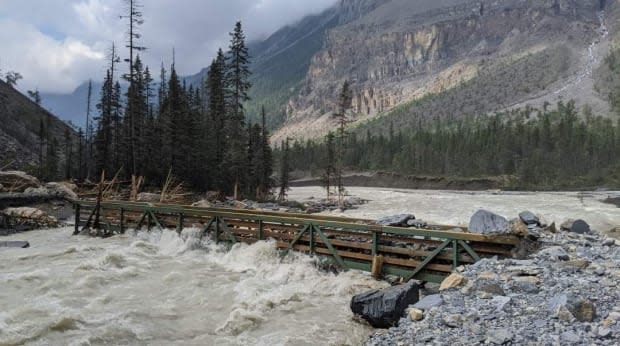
[73,200,522,283]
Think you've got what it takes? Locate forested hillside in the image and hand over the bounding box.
[0,79,77,179]
[284,101,620,189]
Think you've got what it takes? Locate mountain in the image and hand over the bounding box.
[41,81,103,129]
[271,0,620,142]
[0,80,77,172]
[41,0,619,141]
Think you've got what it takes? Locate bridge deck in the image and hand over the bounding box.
[72,200,522,283]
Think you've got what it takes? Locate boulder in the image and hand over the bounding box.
[0,240,30,248]
[0,171,40,192]
[44,182,78,199]
[350,281,419,328]
[2,207,58,228]
[439,273,467,291]
[560,219,591,234]
[137,192,160,202]
[519,211,540,225]
[509,218,529,237]
[468,210,509,235]
[537,246,570,261]
[377,214,415,227]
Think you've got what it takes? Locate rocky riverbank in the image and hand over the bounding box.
[365,226,619,345]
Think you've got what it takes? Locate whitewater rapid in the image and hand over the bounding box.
[0,227,385,345]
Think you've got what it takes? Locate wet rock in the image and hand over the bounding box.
[519,211,540,225]
[350,281,419,328]
[0,240,29,248]
[412,294,443,310]
[408,308,424,321]
[439,273,467,291]
[468,209,509,235]
[376,214,415,227]
[560,219,591,234]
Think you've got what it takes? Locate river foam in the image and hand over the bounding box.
[0,227,384,345]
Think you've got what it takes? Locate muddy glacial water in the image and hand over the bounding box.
[1,187,618,345]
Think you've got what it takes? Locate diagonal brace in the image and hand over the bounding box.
[314,225,346,269]
[405,239,452,281]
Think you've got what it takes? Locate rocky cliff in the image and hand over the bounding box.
[273,0,619,142]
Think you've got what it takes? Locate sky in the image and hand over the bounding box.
[0,0,337,94]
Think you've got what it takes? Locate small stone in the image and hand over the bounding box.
[513,276,541,285]
[486,328,514,345]
[443,314,463,328]
[557,305,576,322]
[480,283,505,296]
[561,259,591,270]
[561,331,580,343]
[439,273,467,291]
[602,238,615,246]
[598,327,612,338]
[608,311,620,321]
[601,318,616,327]
[408,308,424,321]
[537,246,569,261]
[533,319,546,328]
[492,296,511,312]
[478,271,500,280]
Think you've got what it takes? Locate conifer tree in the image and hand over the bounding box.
[257,106,274,200]
[333,81,353,207]
[207,49,227,188]
[224,21,252,199]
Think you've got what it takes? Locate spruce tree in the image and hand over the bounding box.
[224,21,252,199]
[278,139,291,202]
[206,50,227,189]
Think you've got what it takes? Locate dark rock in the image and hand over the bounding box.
[350,280,419,328]
[412,294,443,310]
[519,211,540,225]
[377,214,415,227]
[480,283,506,296]
[0,240,29,248]
[548,294,596,322]
[560,219,591,234]
[468,210,509,234]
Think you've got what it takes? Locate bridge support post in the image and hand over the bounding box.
[74,203,80,235]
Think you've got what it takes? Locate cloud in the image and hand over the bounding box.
[0,18,105,93]
[0,0,338,93]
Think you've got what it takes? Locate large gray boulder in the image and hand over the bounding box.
[560,219,590,234]
[350,281,419,328]
[468,210,509,235]
[377,214,415,227]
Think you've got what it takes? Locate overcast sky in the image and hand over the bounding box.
[0,0,337,94]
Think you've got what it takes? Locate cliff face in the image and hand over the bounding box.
[274,0,617,141]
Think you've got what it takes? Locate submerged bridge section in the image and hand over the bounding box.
[73,200,522,283]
